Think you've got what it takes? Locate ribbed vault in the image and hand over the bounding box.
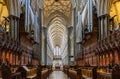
[43,0,72,55]
[48,17,67,55]
[43,0,71,18]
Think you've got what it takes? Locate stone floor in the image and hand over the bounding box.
[48,71,69,79]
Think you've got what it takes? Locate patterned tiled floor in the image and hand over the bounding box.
[48,71,69,79]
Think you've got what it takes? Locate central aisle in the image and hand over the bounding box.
[48,71,69,79]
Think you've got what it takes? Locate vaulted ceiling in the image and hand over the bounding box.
[43,0,71,19]
[43,0,72,55]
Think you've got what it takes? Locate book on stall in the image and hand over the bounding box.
[22,66,30,72]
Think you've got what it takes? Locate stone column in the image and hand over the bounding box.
[103,14,109,38]
[101,18,104,40]
[73,8,77,61]
[88,0,93,32]
[68,36,70,65]
[37,8,42,65]
[17,18,20,43]
[14,18,17,40]
[104,16,107,38]
[9,16,14,39]
[43,27,47,65]
[68,27,73,65]
[37,9,42,79]
[25,0,30,32]
[98,18,101,40]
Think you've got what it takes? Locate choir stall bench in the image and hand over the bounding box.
[81,67,97,79]
[97,67,112,79]
[17,66,37,79]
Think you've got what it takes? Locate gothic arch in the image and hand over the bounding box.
[43,11,70,27]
